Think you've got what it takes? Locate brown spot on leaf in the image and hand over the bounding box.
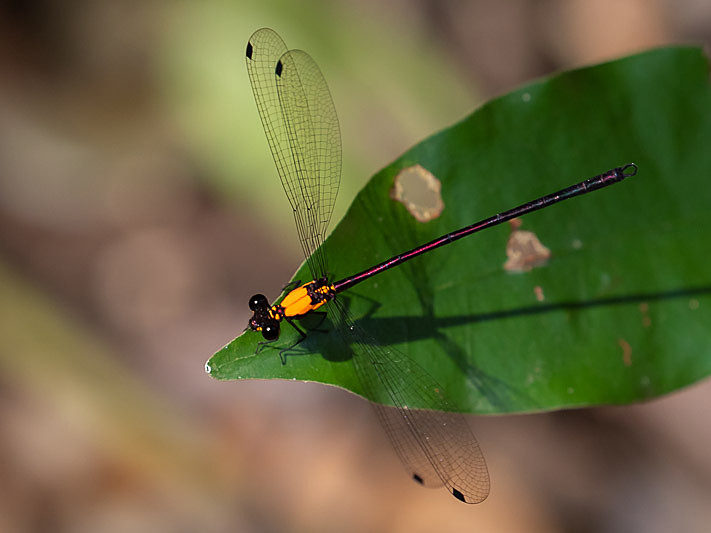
[503,218,551,273]
[391,165,444,222]
[618,338,632,366]
[639,302,651,327]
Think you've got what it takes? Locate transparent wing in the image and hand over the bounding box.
[246,28,341,278]
[334,299,490,504]
[247,28,488,504]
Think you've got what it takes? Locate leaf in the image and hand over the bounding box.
[208,46,711,415]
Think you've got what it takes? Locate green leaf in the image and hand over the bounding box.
[208,46,711,415]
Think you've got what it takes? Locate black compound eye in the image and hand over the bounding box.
[262,322,279,341]
[249,294,268,311]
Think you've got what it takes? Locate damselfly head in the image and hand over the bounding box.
[247,294,281,340]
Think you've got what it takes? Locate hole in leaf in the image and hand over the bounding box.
[391,165,444,222]
[503,218,551,273]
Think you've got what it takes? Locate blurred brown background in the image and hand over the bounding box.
[1,1,710,532]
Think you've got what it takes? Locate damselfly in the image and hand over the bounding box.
[244,27,636,503]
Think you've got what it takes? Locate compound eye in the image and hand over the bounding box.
[262,322,279,341]
[249,294,268,311]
